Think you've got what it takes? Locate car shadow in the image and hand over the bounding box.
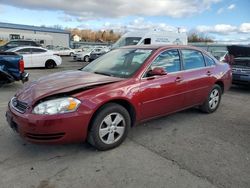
[230,84,250,93]
[0,82,23,90]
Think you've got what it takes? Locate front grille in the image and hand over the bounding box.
[232,66,250,74]
[25,132,65,140]
[234,60,250,67]
[11,97,29,113]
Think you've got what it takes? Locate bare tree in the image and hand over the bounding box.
[188,33,214,43]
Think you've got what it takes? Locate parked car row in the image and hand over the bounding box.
[53,47,76,56]
[73,47,109,62]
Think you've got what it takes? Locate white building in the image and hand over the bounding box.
[0,22,70,47]
[73,34,81,42]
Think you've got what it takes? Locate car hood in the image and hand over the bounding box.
[227,45,250,57]
[15,70,124,105]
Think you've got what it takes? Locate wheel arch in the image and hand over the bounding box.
[215,80,224,93]
[88,99,137,131]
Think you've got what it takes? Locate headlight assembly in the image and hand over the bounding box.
[33,97,81,115]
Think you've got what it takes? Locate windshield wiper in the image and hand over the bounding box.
[94,71,113,77]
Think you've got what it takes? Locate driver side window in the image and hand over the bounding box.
[150,49,181,73]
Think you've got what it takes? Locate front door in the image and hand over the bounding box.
[31,48,47,67]
[139,49,187,120]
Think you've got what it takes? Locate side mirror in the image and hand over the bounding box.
[148,67,167,76]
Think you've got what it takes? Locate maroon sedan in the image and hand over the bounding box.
[6,45,232,150]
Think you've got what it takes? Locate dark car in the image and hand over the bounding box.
[0,52,29,86]
[0,40,40,51]
[226,45,250,86]
[89,49,107,62]
[6,45,232,150]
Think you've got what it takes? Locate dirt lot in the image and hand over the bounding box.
[0,57,249,188]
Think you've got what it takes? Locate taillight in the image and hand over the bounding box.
[19,58,24,72]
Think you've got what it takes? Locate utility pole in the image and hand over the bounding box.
[177,27,180,33]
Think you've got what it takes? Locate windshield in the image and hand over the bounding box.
[112,37,142,49]
[82,48,153,78]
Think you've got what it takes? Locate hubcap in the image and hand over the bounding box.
[99,113,125,144]
[209,89,220,110]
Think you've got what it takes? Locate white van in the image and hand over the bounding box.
[112,30,187,49]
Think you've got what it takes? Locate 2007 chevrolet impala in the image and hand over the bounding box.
[6,45,232,150]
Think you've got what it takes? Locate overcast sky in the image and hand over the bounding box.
[0,0,249,43]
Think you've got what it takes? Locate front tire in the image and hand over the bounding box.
[88,103,131,151]
[200,84,222,113]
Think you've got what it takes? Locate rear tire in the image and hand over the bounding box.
[45,60,56,69]
[84,55,90,62]
[200,84,222,113]
[88,103,131,151]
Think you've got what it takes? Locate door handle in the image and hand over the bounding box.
[175,76,182,82]
[206,71,212,76]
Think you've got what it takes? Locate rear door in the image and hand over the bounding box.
[180,49,215,107]
[139,49,187,120]
[31,48,48,67]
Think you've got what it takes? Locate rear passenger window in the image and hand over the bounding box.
[181,50,205,70]
[151,49,181,73]
[204,55,216,66]
[32,48,46,53]
[16,48,32,54]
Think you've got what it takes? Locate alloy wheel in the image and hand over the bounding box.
[209,89,220,110]
[99,112,125,144]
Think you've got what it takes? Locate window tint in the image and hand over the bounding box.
[204,55,216,66]
[181,50,205,70]
[151,49,181,73]
[6,41,19,47]
[31,48,47,53]
[29,41,36,45]
[16,48,32,54]
[94,49,101,52]
[19,41,30,45]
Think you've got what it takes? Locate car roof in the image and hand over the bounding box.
[8,40,37,42]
